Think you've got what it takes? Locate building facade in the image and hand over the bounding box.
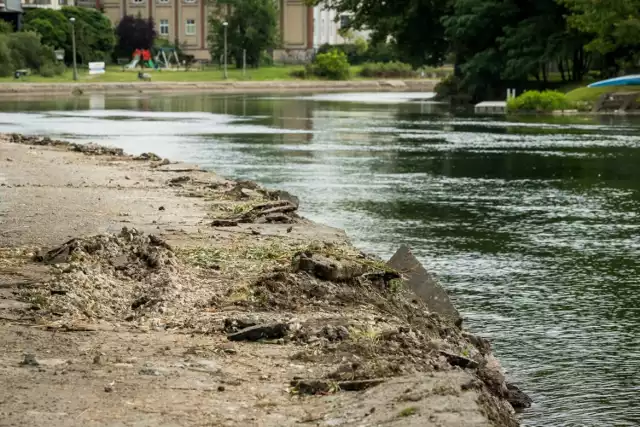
[313,2,369,49]
[78,0,313,61]
[21,0,73,10]
[0,0,23,30]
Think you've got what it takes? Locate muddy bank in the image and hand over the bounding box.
[0,79,437,97]
[0,133,528,426]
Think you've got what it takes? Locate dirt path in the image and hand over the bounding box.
[0,134,525,426]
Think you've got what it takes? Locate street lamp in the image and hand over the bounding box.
[69,17,77,81]
[223,21,228,80]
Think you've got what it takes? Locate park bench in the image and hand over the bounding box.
[14,69,30,79]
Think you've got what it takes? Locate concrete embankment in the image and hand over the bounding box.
[0,133,527,427]
[0,79,437,97]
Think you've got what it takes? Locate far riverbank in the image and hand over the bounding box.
[0,79,437,97]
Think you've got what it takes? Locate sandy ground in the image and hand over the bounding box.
[0,135,522,426]
[0,80,437,97]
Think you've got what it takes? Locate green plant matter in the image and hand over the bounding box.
[208,0,279,68]
[398,407,418,417]
[0,31,63,77]
[306,49,351,80]
[115,14,157,58]
[365,42,400,63]
[0,19,13,34]
[0,36,12,77]
[359,61,415,78]
[306,0,450,68]
[23,7,115,65]
[317,42,368,65]
[507,90,574,113]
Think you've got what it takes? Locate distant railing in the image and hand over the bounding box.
[21,0,54,6]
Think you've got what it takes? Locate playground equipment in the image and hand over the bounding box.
[154,47,181,69]
[125,49,155,69]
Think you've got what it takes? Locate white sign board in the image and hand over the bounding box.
[88,62,105,75]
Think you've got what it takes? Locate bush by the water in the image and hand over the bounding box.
[359,61,415,78]
[302,49,351,80]
[0,31,63,77]
[317,41,367,65]
[507,90,574,112]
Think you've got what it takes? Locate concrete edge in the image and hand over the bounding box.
[0,80,438,97]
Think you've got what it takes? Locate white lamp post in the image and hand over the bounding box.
[223,21,228,79]
[69,17,77,81]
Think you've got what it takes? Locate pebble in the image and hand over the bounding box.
[217,385,225,392]
[20,353,39,367]
[104,382,115,393]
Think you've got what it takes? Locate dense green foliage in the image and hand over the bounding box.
[308,0,640,100]
[0,31,64,77]
[208,0,278,68]
[507,90,573,112]
[23,7,115,64]
[115,15,157,58]
[360,61,415,78]
[0,20,13,34]
[303,50,351,80]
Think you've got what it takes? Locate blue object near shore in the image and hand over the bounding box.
[588,75,640,88]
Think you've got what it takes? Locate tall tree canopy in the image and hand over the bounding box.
[208,0,278,68]
[115,15,157,58]
[307,0,450,67]
[23,7,115,64]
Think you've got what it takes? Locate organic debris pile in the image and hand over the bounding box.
[8,133,125,157]
[19,228,216,325]
[17,226,531,414]
[226,248,532,411]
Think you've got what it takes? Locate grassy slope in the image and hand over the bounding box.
[0,65,391,83]
[565,85,640,103]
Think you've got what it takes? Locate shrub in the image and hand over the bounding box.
[53,62,66,75]
[289,68,307,79]
[39,63,56,77]
[365,42,399,63]
[0,36,13,77]
[0,19,13,34]
[317,43,368,65]
[507,90,574,113]
[306,49,350,80]
[359,61,415,78]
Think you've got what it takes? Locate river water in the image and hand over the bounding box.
[1,92,639,426]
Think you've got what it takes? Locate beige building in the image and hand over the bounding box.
[77,0,313,61]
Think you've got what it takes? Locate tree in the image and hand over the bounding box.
[306,0,451,67]
[23,7,115,64]
[499,0,590,83]
[561,0,640,75]
[115,14,157,58]
[208,0,278,68]
[0,19,13,34]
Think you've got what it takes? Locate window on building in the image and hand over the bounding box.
[339,15,350,29]
[159,19,169,36]
[132,0,144,4]
[183,0,196,3]
[157,0,169,3]
[185,19,196,35]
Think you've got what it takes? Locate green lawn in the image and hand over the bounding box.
[565,85,640,103]
[0,65,306,83]
[0,64,383,83]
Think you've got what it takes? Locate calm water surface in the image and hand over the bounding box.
[1,92,639,426]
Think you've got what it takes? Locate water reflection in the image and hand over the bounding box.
[1,92,639,426]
